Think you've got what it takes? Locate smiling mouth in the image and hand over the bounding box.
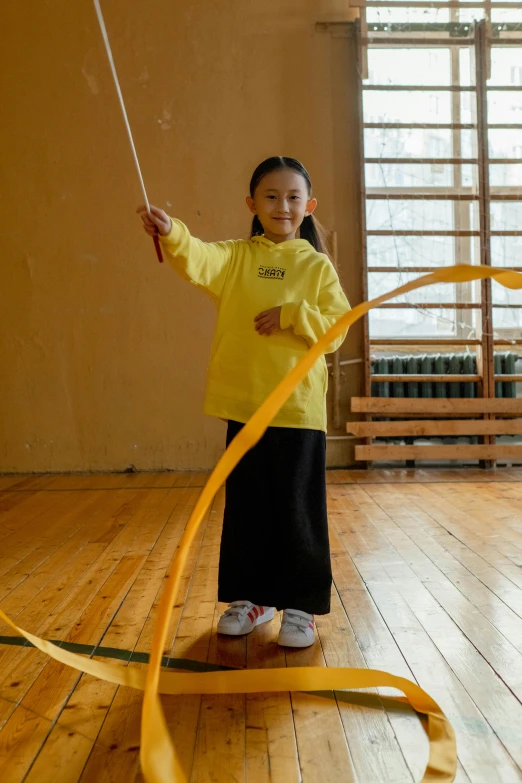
[273,217,291,221]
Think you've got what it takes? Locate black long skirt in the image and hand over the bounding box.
[218,420,332,615]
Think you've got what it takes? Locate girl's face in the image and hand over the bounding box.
[246,168,317,244]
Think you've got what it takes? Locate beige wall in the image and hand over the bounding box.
[0,1,362,472]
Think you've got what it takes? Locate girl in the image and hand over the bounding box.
[138,156,350,648]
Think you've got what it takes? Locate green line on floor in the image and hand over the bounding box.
[0,635,233,672]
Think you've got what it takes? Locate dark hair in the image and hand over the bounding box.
[249,156,329,256]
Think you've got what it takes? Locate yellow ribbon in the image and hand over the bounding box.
[3,265,522,783]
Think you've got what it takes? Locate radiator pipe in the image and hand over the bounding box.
[327,358,363,368]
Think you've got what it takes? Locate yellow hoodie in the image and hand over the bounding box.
[159,219,350,431]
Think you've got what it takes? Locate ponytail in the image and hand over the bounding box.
[299,214,329,257]
[251,214,264,237]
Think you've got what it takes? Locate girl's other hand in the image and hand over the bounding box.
[137,205,172,236]
[254,306,282,336]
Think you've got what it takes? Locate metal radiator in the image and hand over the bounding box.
[371,352,519,399]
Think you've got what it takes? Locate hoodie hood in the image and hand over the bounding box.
[251,235,312,253]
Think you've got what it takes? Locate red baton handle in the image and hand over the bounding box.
[153,233,163,263]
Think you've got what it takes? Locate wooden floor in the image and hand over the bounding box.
[1,468,522,782]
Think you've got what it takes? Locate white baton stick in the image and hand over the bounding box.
[93,0,163,262]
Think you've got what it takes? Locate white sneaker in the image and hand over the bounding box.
[278,609,315,648]
[217,601,274,636]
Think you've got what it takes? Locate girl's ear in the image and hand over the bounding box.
[246,196,257,215]
[305,197,318,217]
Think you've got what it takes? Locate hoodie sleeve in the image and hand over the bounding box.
[279,262,351,353]
[159,218,237,302]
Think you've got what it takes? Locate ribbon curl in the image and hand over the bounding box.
[3,265,522,783]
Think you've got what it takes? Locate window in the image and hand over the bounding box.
[358,18,522,398]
